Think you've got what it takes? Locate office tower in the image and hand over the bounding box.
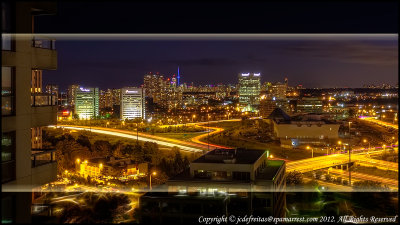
[2,2,58,223]
[238,72,261,112]
[74,87,100,119]
[270,82,287,100]
[67,84,79,106]
[120,87,145,120]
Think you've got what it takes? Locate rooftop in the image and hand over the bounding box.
[192,148,266,164]
[256,160,285,180]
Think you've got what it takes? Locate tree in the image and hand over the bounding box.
[76,135,91,149]
[286,171,303,185]
[122,144,134,156]
[55,138,91,174]
[112,141,124,157]
[92,140,112,157]
[172,147,184,175]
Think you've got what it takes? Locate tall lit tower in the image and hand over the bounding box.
[177,66,180,86]
[238,72,261,112]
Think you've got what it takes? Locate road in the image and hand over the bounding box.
[286,148,398,173]
[359,116,398,130]
[51,125,205,153]
[53,120,398,191]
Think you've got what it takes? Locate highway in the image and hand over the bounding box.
[52,120,398,191]
[50,125,205,153]
[359,116,398,130]
[286,148,398,173]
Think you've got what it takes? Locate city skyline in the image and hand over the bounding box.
[41,36,398,90]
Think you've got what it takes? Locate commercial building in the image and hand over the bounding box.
[259,95,291,118]
[238,73,261,112]
[74,87,100,119]
[120,87,145,120]
[139,148,286,223]
[268,108,340,147]
[270,82,287,100]
[78,157,148,179]
[2,1,58,223]
[296,97,323,114]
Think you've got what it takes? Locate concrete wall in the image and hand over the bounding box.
[273,122,340,139]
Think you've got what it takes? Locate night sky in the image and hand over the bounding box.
[33,1,399,90]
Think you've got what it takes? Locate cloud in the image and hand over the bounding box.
[281,40,398,66]
[162,58,238,66]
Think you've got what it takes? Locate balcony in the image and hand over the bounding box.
[31,149,56,168]
[31,149,57,186]
[31,93,57,107]
[31,93,57,127]
[31,36,57,70]
[32,37,56,50]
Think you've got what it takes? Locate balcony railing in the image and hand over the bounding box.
[31,149,56,168]
[31,93,57,107]
[32,36,56,50]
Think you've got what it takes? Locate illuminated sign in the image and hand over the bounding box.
[254,73,260,76]
[62,110,69,116]
[79,87,90,92]
[126,90,138,94]
[241,73,250,76]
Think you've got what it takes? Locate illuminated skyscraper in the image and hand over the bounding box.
[238,72,261,112]
[120,87,145,120]
[74,87,100,119]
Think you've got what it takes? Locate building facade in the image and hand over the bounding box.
[67,84,79,106]
[120,87,145,120]
[139,148,286,223]
[2,1,58,223]
[74,87,100,119]
[238,73,261,112]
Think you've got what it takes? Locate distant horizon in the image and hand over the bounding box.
[41,37,397,91]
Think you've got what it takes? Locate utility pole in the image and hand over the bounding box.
[136,119,139,144]
[208,114,210,151]
[348,144,352,186]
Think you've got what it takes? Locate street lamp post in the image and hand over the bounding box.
[306,145,313,158]
[363,139,370,152]
[348,144,352,186]
[149,171,157,190]
[348,121,352,135]
[207,114,210,151]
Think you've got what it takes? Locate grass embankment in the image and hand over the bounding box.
[202,120,326,161]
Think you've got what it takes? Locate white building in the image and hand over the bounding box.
[74,87,100,119]
[120,87,145,120]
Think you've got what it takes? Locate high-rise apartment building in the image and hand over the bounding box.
[74,87,100,119]
[99,88,121,109]
[67,84,79,106]
[2,1,58,223]
[143,72,166,103]
[238,72,261,112]
[120,87,145,120]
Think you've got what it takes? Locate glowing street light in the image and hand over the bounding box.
[306,146,313,158]
[149,171,157,190]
